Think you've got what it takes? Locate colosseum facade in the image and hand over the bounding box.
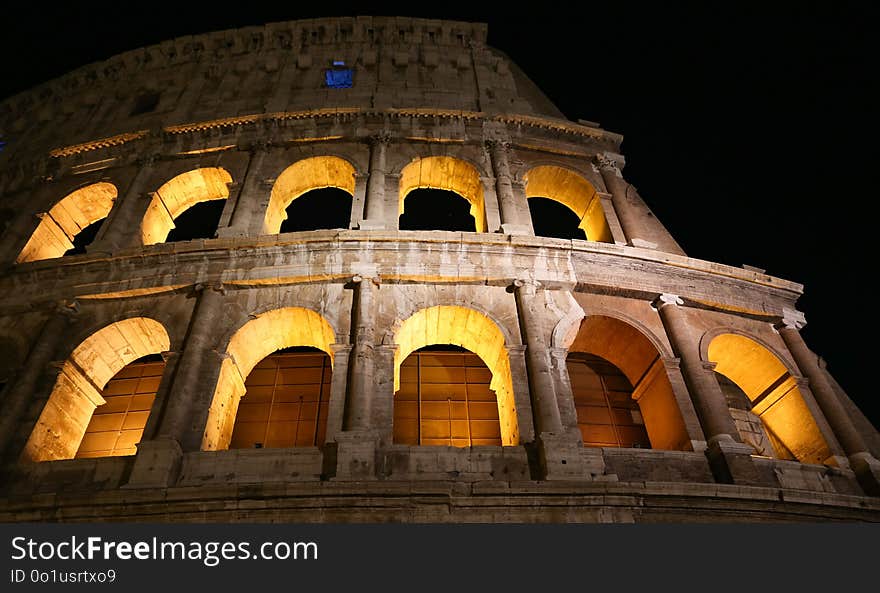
[0,16,878,522]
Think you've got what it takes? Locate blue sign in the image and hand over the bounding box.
[325,69,353,88]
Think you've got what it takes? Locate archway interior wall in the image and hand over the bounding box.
[398,156,486,232]
[392,305,518,445]
[524,166,611,243]
[569,315,690,450]
[17,183,118,263]
[202,307,336,451]
[141,168,232,245]
[264,157,356,234]
[708,333,831,464]
[22,317,170,461]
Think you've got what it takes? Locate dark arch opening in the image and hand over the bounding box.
[230,345,332,449]
[165,199,225,243]
[399,188,476,232]
[280,188,352,233]
[64,218,106,256]
[528,197,586,240]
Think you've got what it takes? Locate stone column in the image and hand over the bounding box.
[126,283,226,488]
[359,134,391,230]
[217,143,270,238]
[486,140,530,235]
[0,303,75,461]
[88,154,159,252]
[777,309,880,495]
[655,294,766,485]
[549,347,580,437]
[513,280,586,479]
[513,280,562,435]
[594,153,652,248]
[333,275,380,480]
[349,173,368,229]
[324,343,352,443]
[596,191,627,245]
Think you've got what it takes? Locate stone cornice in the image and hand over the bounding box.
[0,231,803,318]
[0,110,622,195]
[48,130,150,158]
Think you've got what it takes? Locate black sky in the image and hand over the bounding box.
[0,2,876,426]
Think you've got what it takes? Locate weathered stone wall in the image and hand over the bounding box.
[0,17,878,523]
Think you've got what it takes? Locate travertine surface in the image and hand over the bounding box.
[0,17,877,522]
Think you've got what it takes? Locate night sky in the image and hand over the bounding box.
[0,3,876,427]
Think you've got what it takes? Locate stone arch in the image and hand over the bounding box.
[22,317,170,461]
[141,167,233,245]
[706,332,831,464]
[550,296,586,351]
[699,327,798,377]
[524,165,612,242]
[578,307,673,359]
[568,314,689,450]
[16,182,118,263]
[391,305,518,445]
[202,306,337,451]
[398,156,487,232]
[264,156,357,234]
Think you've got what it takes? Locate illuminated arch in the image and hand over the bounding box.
[707,333,831,464]
[398,156,486,232]
[264,156,356,234]
[524,166,612,242]
[141,167,232,245]
[22,317,170,461]
[392,305,517,445]
[17,182,117,263]
[569,315,689,450]
[203,307,336,451]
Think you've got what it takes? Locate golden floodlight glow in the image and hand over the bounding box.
[392,305,518,445]
[708,333,831,464]
[524,166,612,243]
[264,156,356,234]
[141,167,233,245]
[398,156,487,232]
[569,315,690,450]
[202,307,336,451]
[16,182,118,263]
[22,317,170,462]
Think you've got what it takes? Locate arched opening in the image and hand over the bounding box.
[141,167,232,245]
[17,182,117,263]
[527,197,587,240]
[265,156,356,235]
[568,315,690,450]
[398,156,486,232]
[280,187,352,233]
[568,353,651,448]
[203,307,336,451]
[22,318,170,462]
[392,306,517,446]
[398,188,477,232]
[525,166,612,243]
[76,353,166,458]
[395,345,501,446]
[164,200,226,242]
[229,346,332,449]
[708,333,831,464]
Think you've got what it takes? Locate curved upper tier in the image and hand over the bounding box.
[0,17,572,165]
